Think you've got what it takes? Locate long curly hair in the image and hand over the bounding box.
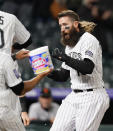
[79,21,96,33]
[58,10,96,33]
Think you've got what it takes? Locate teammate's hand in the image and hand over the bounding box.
[16,49,30,60]
[21,112,30,126]
[52,48,67,62]
[38,69,53,77]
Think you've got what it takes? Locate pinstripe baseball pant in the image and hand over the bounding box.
[0,106,25,131]
[50,88,110,131]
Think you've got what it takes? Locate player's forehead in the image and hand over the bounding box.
[58,16,73,26]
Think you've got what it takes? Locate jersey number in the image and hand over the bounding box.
[0,29,4,48]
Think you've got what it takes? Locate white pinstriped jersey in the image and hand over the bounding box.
[62,32,104,90]
[0,52,22,115]
[50,32,110,131]
[0,11,30,54]
[14,60,23,115]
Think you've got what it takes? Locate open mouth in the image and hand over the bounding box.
[64,33,69,39]
[61,32,70,39]
[62,32,68,36]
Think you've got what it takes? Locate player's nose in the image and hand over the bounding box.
[61,26,65,32]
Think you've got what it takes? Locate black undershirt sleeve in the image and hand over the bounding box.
[11,54,16,61]
[13,36,32,50]
[47,68,70,82]
[10,81,24,96]
[64,56,94,75]
[20,96,27,112]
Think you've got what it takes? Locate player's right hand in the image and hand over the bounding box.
[21,112,30,126]
[16,49,30,60]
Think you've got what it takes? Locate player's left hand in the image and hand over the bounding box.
[16,49,30,60]
[52,48,67,62]
[38,68,53,77]
[21,112,30,126]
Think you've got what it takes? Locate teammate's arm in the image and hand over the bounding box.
[4,56,52,96]
[11,70,52,96]
[20,96,30,126]
[48,68,70,82]
[20,96,27,112]
[12,49,29,61]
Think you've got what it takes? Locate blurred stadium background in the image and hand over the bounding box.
[0,0,113,130]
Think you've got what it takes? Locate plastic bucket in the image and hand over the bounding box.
[29,46,54,75]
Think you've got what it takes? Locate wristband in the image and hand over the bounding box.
[12,53,16,61]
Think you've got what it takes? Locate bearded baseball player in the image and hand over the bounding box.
[48,10,110,131]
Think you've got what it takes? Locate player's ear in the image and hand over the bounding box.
[73,21,79,29]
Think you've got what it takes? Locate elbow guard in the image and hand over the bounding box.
[10,82,24,96]
[13,36,32,49]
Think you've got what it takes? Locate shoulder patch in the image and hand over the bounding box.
[13,69,20,79]
[85,50,93,57]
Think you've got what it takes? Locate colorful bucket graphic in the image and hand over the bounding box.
[29,46,54,75]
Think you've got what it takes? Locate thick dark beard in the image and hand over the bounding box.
[61,27,83,47]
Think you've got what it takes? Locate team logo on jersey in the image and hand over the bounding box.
[69,52,82,60]
[13,69,20,79]
[85,50,93,57]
